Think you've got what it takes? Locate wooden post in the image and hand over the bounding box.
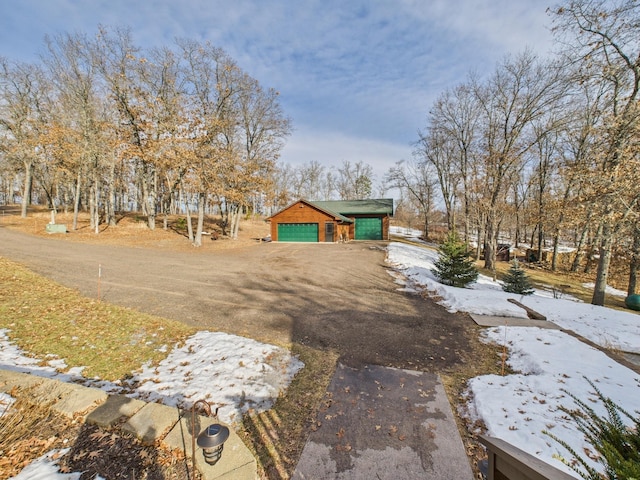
[479,435,576,480]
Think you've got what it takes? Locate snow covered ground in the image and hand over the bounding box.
[386,241,640,477]
[1,328,303,479]
[0,329,303,425]
[4,239,640,478]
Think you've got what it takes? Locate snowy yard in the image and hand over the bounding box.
[386,237,640,478]
[0,330,303,426]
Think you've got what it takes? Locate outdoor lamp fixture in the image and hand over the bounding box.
[191,399,230,473]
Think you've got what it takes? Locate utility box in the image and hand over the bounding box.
[46,224,67,234]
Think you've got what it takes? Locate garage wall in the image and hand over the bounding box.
[269,201,337,242]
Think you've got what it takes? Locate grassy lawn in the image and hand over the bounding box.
[0,257,195,381]
[0,255,336,479]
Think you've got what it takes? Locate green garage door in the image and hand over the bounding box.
[355,217,382,240]
[278,223,318,242]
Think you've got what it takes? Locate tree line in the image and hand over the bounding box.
[387,0,640,306]
[0,27,292,246]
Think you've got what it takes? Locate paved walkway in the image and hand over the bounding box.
[0,369,256,480]
[293,364,474,480]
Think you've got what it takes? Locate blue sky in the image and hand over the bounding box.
[0,0,555,183]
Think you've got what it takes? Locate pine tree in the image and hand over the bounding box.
[432,231,478,288]
[502,259,535,295]
[545,378,640,480]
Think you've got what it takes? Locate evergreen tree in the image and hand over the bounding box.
[432,231,478,288]
[502,259,535,295]
[545,379,640,480]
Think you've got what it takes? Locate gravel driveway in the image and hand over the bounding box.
[0,226,472,370]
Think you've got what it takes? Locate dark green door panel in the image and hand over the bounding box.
[355,217,382,240]
[277,223,319,242]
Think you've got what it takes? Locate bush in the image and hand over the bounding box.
[545,378,640,480]
[431,231,478,288]
[502,259,535,295]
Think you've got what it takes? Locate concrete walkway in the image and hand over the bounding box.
[0,369,256,480]
[469,313,561,329]
[293,364,473,480]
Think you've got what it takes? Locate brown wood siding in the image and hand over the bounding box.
[269,201,338,242]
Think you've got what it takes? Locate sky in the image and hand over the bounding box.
[4,232,640,478]
[0,0,556,186]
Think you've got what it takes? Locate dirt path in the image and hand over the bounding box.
[0,222,472,371]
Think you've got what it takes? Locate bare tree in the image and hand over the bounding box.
[474,51,563,270]
[385,159,437,240]
[415,127,460,231]
[292,160,326,200]
[44,32,106,230]
[553,0,640,305]
[426,82,481,240]
[0,59,50,218]
[337,160,373,200]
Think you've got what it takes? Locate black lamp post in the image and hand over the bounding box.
[191,399,230,475]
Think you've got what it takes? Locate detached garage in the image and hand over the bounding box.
[268,199,393,242]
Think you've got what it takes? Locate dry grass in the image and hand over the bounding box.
[478,260,636,312]
[240,344,339,479]
[0,257,195,381]
[0,206,270,252]
[440,320,508,478]
[0,389,80,479]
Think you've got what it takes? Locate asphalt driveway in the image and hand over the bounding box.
[0,226,472,370]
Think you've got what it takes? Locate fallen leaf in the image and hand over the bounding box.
[88,450,102,459]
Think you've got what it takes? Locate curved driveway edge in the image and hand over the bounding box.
[0,227,474,371]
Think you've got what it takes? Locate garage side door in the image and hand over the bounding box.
[277,223,319,242]
[355,217,382,240]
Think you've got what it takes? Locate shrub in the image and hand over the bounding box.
[545,378,640,480]
[431,231,478,288]
[502,259,535,295]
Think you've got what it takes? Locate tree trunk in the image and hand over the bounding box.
[193,191,206,247]
[423,212,430,241]
[21,160,33,218]
[146,165,157,230]
[483,210,497,271]
[219,199,229,236]
[551,228,560,272]
[591,224,613,306]
[584,222,602,275]
[181,186,194,243]
[571,220,590,272]
[89,176,100,234]
[628,228,640,296]
[463,193,470,244]
[475,213,485,261]
[72,170,81,231]
[106,161,117,227]
[537,223,544,264]
[229,204,241,240]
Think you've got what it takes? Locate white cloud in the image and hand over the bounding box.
[0,0,556,183]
